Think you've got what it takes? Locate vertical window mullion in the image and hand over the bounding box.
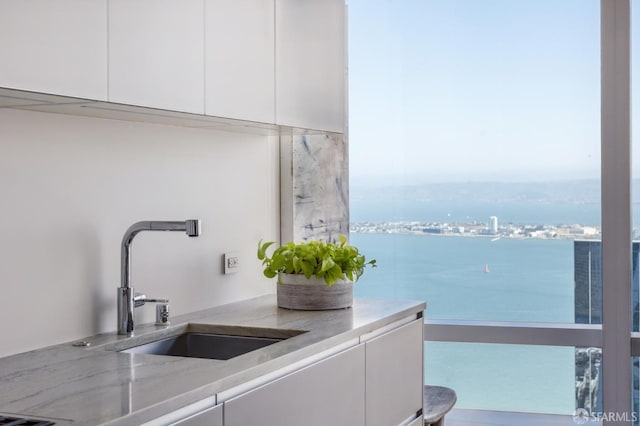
[601,0,632,422]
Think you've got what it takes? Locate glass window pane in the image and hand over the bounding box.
[349,1,601,324]
[354,233,578,321]
[425,342,599,416]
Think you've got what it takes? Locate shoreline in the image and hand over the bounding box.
[350,221,601,241]
[351,230,592,241]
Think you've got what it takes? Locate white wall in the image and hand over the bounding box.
[0,108,279,357]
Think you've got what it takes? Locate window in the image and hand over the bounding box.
[348,0,634,418]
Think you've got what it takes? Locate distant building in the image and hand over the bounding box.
[422,227,443,234]
[574,240,603,414]
[574,240,640,327]
[573,240,640,415]
[574,241,602,324]
[489,216,498,235]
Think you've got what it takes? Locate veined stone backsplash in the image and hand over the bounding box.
[291,133,348,243]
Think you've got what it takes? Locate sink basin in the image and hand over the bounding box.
[120,332,283,360]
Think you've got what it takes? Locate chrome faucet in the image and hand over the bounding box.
[117,220,201,335]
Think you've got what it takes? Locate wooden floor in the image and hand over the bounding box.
[445,408,600,426]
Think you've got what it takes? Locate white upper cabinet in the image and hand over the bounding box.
[0,0,107,100]
[0,0,346,128]
[108,0,205,114]
[205,0,275,124]
[275,0,346,133]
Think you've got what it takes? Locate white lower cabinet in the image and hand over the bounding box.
[365,319,424,426]
[224,344,366,426]
[170,404,222,426]
[406,416,424,426]
[220,316,423,426]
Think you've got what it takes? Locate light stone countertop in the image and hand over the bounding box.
[0,295,425,426]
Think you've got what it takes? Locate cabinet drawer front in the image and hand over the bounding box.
[224,344,365,426]
[366,319,424,426]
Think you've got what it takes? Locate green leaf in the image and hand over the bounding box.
[320,256,335,273]
[301,260,314,278]
[257,240,275,260]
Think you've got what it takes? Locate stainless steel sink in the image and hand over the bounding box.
[120,332,283,360]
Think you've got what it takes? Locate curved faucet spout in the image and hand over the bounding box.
[118,219,201,335]
[120,220,201,289]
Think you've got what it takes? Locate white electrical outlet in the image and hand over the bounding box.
[224,251,239,274]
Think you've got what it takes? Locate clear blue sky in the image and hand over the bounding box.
[347,0,640,184]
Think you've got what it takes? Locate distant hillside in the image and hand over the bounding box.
[349,179,634,205]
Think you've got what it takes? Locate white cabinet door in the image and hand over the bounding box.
[0,0,107,100]
[365,319,424,426]
[170,404,222,426]
[205,0,274,123]
[275,0,346,133]
[108,0,205,114]
[224,344,365,426]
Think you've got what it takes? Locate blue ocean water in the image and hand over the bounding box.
[352,234,574,323]
[351,233,575,414]
[349,200,598,415]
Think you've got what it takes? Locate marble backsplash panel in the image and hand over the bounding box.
[286,132,349,243]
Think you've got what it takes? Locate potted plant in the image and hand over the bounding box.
[257,235,376,310]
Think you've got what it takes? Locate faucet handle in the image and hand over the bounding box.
[155,302,170,326]
[134,292,146,308]
[133,292,170,325]
[134,293,169,306]
[186,219,201,237]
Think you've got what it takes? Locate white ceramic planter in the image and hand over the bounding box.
[277,273,353,310]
